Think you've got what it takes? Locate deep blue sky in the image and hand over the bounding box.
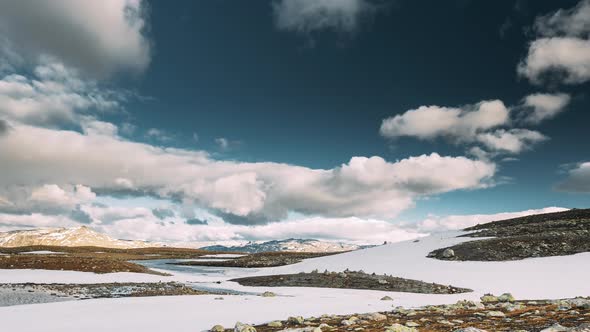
[113,0,588,220]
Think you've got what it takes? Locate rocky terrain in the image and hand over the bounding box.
[0,226,160,248]
[428,209,590,261]
[0,245,232,274]
[212,295,590,332]
[170,251,336,268]
[231,270,471,294]
[201,239,368,253]
[0,282,207,307]
[0,253,169,275]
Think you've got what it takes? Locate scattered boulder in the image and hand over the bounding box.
[540,324,569,332]
[455,300,485,310]
[381,296,394,301]
[486,311,506,318]
[211,325,225,332]
[277,328,320,332]
[568,298,590,309]
[385,323,418,332]
[498,293,515,303]
[501,303,524,312]
[288,316,305,325]
[341,319,355,326]
[439,320,455,326]
[570,324,590,332]
[261,291,276,297]
[267,321,283,328]
[341,316,359,326]
[540,323,590,332]
[360,313,387,321]
[442,248,455,258]
[405,321,420,327]
[556,301,572,311]
[235,322,256,332]
[480,294,498,303]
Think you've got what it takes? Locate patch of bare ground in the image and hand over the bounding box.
[169,251,337,268]
[0,282,207,299]
[221,296,590,332]
[428,208,590,261]
[230,270,471,294]
[0,246,243,275]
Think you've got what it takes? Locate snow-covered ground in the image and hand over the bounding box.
[0,231,589,332]
[18,250,66,255]
[199,254,246,258]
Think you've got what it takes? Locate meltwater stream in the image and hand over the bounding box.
[132,257,261,295]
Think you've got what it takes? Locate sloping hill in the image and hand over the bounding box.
[428,208,590,261]
[0,226,159,249]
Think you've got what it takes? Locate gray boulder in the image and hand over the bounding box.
[211,325,225,332]
[385,323,417,332]
[442,248,455,258]
[288,316,305,325]
[234,322,256,332]
[486,311,505,317]
[498,293,515,302]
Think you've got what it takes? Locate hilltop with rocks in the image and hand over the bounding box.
[428,208,590,261]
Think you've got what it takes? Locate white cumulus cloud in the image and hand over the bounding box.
[519,0,590,84]
[475,129,548,154]
[522,92,571,124]
[380,100,509,141]
[519,37,590,84]
[380,97,558,156]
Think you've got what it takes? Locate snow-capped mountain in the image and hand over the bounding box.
[200,238,369,253]
[0,226,159,249]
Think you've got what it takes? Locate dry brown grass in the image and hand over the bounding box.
[0,245,241,274]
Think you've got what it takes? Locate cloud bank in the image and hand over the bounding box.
[0,204,567,246]
[0,0,151,77]
[0,122,496,223]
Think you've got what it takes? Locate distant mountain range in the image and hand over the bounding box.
[0,227,370,253]
[200,238,372,253]
[0,226,159,249]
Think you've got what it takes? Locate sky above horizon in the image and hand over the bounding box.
[0,0,588,245]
